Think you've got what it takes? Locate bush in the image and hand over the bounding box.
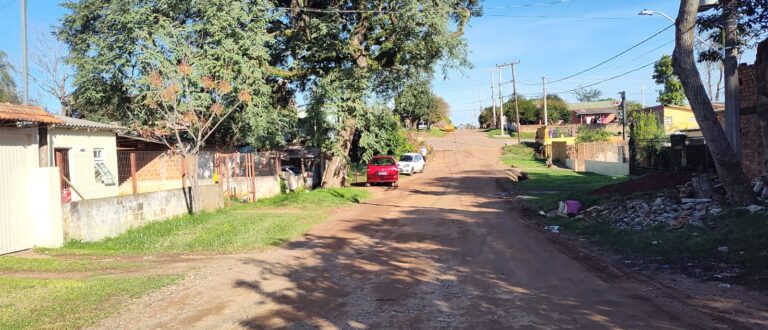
[576,126,611,143]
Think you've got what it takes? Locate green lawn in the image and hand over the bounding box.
[501,144,624,210]
[484,128,536,140]
[428,127,446,137]
[0,275,180,330]
[51,188,370,255]
[0,256,143,273]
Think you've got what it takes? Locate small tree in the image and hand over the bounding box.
[0,51,19,103]
[573,86,603,102]
[30,27,72,115]
[630,111,666,162]
[576,126,611,143]
[653,55,686,105]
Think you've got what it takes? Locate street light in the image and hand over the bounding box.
[638,9,718,52]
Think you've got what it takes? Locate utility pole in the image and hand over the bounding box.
[21,0,29,104]
[497,66,506,136]
[723,0,741,159]
[510,62,521,144]
[489,69,497,129]
[620,91,627,141]
[497,62,521,142]
[542,76,548,126]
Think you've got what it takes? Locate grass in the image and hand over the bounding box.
[0,275,180,330]
[484,128,536,140]
[0,256,143,273]
[50,188,370,255]
[428,127,446,137]
[502,144,625,210]
[543,210,768,278]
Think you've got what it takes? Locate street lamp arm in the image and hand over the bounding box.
[638,9,718,52]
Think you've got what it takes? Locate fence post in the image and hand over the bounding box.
[130,152,137,195]
[249,154,256,202]
[225,156,231,207]
[181,156,186,192]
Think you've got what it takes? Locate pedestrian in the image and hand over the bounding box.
[420,145,428,162]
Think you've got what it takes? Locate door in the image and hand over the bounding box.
[0,132,35,255]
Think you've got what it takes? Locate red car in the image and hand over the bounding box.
[366,156,399,187]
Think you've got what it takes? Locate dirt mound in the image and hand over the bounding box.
[591,172,691,196]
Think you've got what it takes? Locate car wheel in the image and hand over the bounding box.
[365,182,370,187]
[393,181,399,187]
[409,168,414,175]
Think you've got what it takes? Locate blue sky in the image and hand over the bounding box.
[0,0,757,124]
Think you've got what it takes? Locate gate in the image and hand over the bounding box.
[0,131,36,254]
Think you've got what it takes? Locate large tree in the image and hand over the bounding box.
[673,0,755,205]
[424,96,449,129]
[274,0,481,187]
[60,0,275,211]
[394,80,435,128]
[573,86,603,102]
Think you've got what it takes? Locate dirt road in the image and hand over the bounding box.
[94,130,766,329]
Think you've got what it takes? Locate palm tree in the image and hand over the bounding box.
[0,51,20,103]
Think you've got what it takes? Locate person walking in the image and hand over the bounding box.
[420,145,428,163]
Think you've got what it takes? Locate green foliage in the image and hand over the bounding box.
[0,51,19,103]
[653,55,686,106]
[353,106,416,162]
[573,86,603,102]
[394,80,435,127]
[576,126,611,143]
[59,0,277,149]
[697,0,768,62]
[425,96,450,128]
[630,111,667,160]
[0,256,142,272]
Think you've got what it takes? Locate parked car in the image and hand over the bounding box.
[366,156,399,187]
[397,153,425,175]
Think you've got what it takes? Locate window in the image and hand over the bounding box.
[93,148,116,185]
[664,116,673,126]
[688,117,696,123]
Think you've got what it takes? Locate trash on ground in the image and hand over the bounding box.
[544,225,560,233]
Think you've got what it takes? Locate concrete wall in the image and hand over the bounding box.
[50,128,119,201]
[30,167,64,248]
[63,183,223,242]
[226,175,280,201]
[584,160,629,176]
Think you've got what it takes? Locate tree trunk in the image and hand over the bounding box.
[673,0,756,206]
[757,39,768,180]
[183,154,201,213]
[321,118,356,188]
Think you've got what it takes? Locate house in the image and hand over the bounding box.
[568,100,620,124]
[0,103,64,254]
[640,103,725,134]
[48,115,123,201]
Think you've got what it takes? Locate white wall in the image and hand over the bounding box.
[584,160,629,176]
[50,128,119,201]
[30,167,63,248]
[0,127,39,254]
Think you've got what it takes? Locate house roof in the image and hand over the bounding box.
[50,114,124,131]
[568,100,620,115]
[643,103,726,113]
[0,103,62,124]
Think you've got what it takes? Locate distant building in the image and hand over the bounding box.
[568,100,620,124]
[640,103,725,134]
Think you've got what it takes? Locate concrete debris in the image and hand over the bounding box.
[544,225,560,233]
[745,204,766,214]
[718,283,731,288]
[717,246,730,253]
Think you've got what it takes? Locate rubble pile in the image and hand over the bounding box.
[580,194,722,230]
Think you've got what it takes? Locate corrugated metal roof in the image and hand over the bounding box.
[0,103,62,124]
[51,114,123,131]
[568,100,620,111]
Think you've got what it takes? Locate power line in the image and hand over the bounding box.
[549,60,659,95]
[0,0,16,10]
[518,24,673,86]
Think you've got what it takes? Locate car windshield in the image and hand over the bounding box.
[399,155,413,162]
[370,157,395,166]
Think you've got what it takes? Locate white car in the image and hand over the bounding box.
[397,153,425,175]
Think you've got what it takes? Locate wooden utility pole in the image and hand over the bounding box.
[620,91,627,141]
[511,62,521,144]
[723,0,741,159]
[542,76,548,125]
